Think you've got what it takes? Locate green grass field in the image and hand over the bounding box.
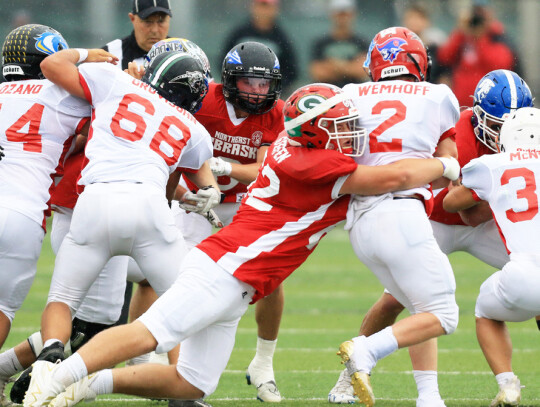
[5,224,540,406]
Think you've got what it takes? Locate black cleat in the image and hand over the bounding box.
[9,342,65,404]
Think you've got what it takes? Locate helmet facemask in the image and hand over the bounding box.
[472,105,506,152]
[221,42,282,115]
[318,110,367,157]
[284,87,367,157]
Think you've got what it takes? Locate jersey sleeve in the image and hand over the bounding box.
[461,157,493,201]
[177,123,213,170]
[280,148,357,185]
[438,85,460,139]
[78,63,120,105]
[261,100,285,145]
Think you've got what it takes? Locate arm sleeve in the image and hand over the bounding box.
[461,157,493,201]
[177,124,213,170]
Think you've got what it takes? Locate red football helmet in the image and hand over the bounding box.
[364,26,430,82]
[283,83,367,157]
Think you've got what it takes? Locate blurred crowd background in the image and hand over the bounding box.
[1,0,538,105]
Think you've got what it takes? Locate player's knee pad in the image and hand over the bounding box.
[70,317,113,353]
[433,303,459,335]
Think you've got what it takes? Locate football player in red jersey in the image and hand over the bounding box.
[173,41,286,402]
[329,69,533,406]
[24,83,460,407]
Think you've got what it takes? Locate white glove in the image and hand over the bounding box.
[179,186,220,214]
[436,156,460,181]
[209,157,232,176]
[204,209,224,228]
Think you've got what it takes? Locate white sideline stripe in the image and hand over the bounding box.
[11,325,540,334]
[99,396,540,402]
[224,368,493,375]
[232,346,539,353]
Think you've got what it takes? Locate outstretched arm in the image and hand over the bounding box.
[40,49,118,99]
[340,156,459,196]
[443,184,478,213]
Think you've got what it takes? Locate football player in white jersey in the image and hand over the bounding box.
[444,107,540,407]
[22,83,460,407]
[329,69,534,406]
[22,46,218,399]
[333,27,460,407]
[0,24,90,351]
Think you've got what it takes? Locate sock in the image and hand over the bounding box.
[0,348,23,378]
[495,372,516,388]
[252,337,277,367]
[52,353,88,388]
[413,370,440,399]
[89,369,113,395]
[248,338,277,383]
[364,326,398,364]
[43,339,63,349]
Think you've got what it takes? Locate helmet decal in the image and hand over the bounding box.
[226,50,242,65]
[297,94,326,114]
[475,78,496,102]
[170,70,206,94]
[273,55,280,70]
[34,32,68,55]
[376,37,408,64]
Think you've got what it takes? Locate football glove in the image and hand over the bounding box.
[0,145,4,161]
[205,209,224,228]
[178,186,220,214]
[436,156,460,181]
[209,157,232,176]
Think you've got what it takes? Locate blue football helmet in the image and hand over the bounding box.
[472,69,533,152]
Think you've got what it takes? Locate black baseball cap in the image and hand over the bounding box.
[132,0,172,19]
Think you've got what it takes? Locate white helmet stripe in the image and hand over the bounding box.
[503,69,518,110]
[284,93,348,131]
[150,53,185,87]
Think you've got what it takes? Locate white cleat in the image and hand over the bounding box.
[416,395,446,407]
[22,361,65,407]
[328,369,356,404]
[337,340,375,407]
[246,362,281,402]
[490,376,522,407]
[49,374,97,407]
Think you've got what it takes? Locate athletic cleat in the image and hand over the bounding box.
[246,361,281,402]
[11,342,65,404]
[328,369,356,404]
[22,361,65,407]
[490,376,522,407]
[0,376,15,407]
[416,395,446,407]
[337,340,375,407]
[168,399,212,407]
[49,374,97,407]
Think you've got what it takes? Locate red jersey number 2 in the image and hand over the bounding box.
[369,100,405,153]
[0,103,44,153]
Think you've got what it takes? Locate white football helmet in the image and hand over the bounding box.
[499,107,540,152]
